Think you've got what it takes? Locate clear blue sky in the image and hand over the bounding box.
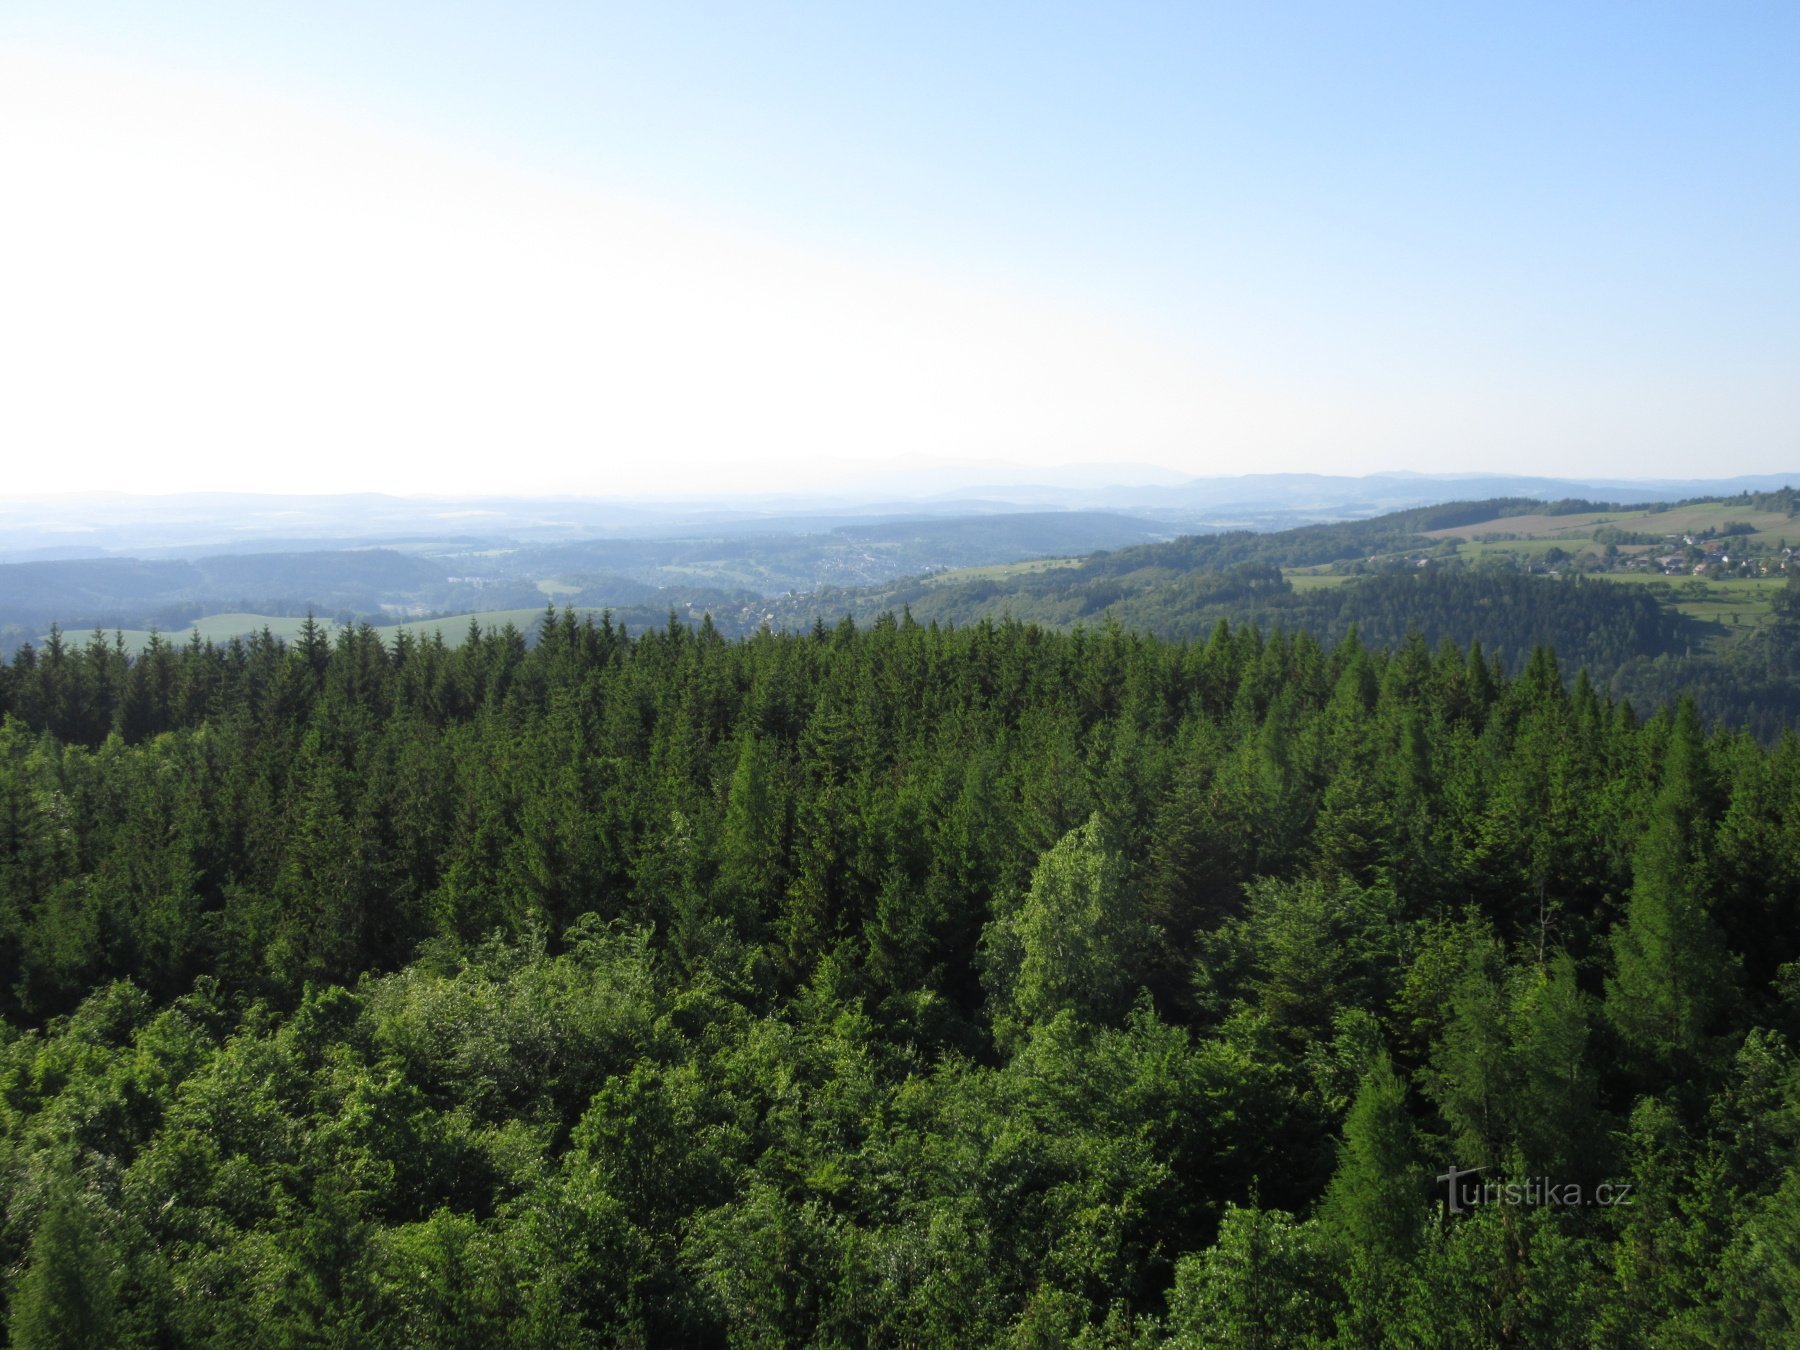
[3,2,1796,493]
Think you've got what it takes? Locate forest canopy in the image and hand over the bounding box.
[0,611,1796,1343]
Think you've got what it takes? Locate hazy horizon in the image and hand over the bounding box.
[4,5,1796,496]
[6,460,1800,509]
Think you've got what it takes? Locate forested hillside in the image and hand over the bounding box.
[19,492,1800,740]
[0,613,1795,1342]
[771,492,1800,736]
[796,565,1699,669]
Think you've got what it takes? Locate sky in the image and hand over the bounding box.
[2,2,1797,497]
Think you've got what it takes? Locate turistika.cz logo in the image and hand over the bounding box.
[1436,1164,1633,1216]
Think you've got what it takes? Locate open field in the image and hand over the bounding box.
[1657,577,1788,636]
[926,557,1084,586]
[45,613,343,652]
[1424,509,1645,540]
[1629,504,1796,536]
[1283,571,1357,590]
[1427,501,1798,544]
[1453,538,1605,559]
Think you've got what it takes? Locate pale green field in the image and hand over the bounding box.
[1659,578,1788,634]
[1632,504,1795,537]
[1426,509,1647,541]
[47,613,342,652]
[1430,500,1797,546]
[927,557,1084,586]
[1283,571,1356,590]
[1453,538,1606,559]
[656,562,769,587]
[535,578,583,596]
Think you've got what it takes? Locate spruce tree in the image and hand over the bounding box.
[1513,950,1601,1180]
[1321,1050,1425,1259]
[1427,942,1517,1170]
[1605,701,1737,1080]
[1321,1050,1427,1340]
[11,1186,116,1350]
[986,813,1146,1046]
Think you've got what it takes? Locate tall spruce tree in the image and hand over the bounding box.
[11,1185,116,1350]
[985,813,1147,1046]
[1606,700,1738,1080]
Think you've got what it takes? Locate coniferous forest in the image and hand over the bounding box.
[1,611,1797,1344]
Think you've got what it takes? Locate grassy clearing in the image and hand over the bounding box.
[46,613,343,652]
[1428,501,1798,545]
[1633,504,1795,537]
[927,557,1084,586]
[1283,571,1356,590]
[1661,578,1786,635]
[1424,509,1651,540]
[1452,538,1605,559]
[1587,572,1682,586]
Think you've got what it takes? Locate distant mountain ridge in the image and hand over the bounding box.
[5,472,1797,557]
